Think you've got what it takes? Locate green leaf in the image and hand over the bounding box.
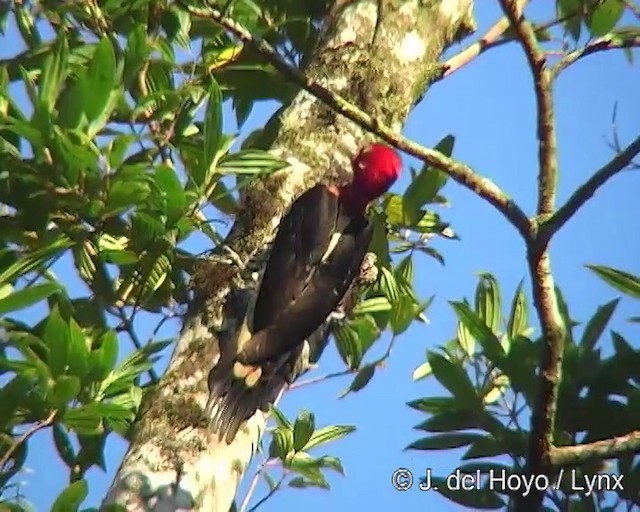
[557,0,583,41]
[202,79,223,179]
[83,37,117,122]
[293,410,315,452]
[507,280,529,339]
[106,179,151,213]
[154,164,187,224]
[317,455,345,475]
[587,264,640,298]
[218,149,289,175]
[286,452,329,489]
[269,404,293,430]
[88,331,118,383]
[390,294,414,335]
[304,425,356,451]
[0,235,73,286]
[587,0,624,37]
[379,267,399,302]
[333,322,361,369]
[0,282,62,315]
[51,479,88,512]
[450,301,504,362]
[407,396,457,414]
[57,76,85,130]
[412,360,432,381]
[339,364,375,398]
[475,273,501,333]
[352,296,392,315]
[39,32,69,110]
[67,317,90,380]
[406,433,485,451]
[43,305,71,378]
[107,134,136,170]
[580,298,619,351]
[51,375,81,409]
[457,320,475,356]
[427,351,477,403]
[403,135,453,210]
[269,428,294,460]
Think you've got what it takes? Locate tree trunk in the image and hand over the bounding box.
[104,1,475,510]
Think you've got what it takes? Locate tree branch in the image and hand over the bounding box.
[550,431,640,467]
[499,0,558,219]
[498,2,564,510]
[551,35,640,79]
[544,134,640,238]
[179,1,532,240]
[435,0,529,83]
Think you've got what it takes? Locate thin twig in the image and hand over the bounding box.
[623,0,640,20]
[435,0,530,83]
[544,134,640,239]
[0,411,57,470]
[176,0,532,241]
[245,473,286,512]
[289,369,354,390]
[239,458,273,512]
[551,35,640,79]
[114,308,160,383]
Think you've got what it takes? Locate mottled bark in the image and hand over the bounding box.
[104,1,475,510]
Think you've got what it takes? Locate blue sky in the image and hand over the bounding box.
[2,2,640,511]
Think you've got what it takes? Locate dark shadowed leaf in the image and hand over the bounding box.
[339,364,375,398]
[427,351,477,403]
[431,476,503,509]
[406,433,485,451]
[52,423,76,468]
[580,298,619,351]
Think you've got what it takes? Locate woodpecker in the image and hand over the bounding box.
[207,143,402,443]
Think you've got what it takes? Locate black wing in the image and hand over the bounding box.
[252,184,340,332]
[239,212,373,364]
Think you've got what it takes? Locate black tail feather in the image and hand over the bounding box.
[206,360,288,444]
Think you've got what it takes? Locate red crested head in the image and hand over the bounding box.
[340,143,402,214]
